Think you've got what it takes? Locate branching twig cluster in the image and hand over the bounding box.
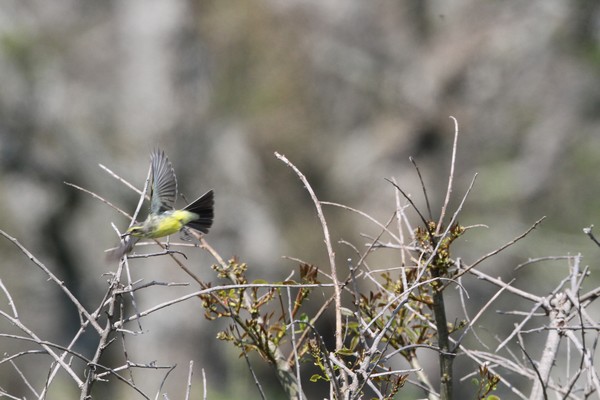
[1,118,599,399]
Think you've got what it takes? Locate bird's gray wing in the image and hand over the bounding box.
[150,149,177,214]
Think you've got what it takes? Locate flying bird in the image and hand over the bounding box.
[108,149,214,260]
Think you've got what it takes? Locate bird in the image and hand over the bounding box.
[107,149,214,261]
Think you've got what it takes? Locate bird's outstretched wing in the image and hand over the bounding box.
[150,149,177,213]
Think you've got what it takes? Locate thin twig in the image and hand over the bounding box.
[65,181,131,219]
[234,324,268,400]
[583,225,600,248]
[463,268,543,304]
[286,286,305,399]
[275,152,345,386]
[392,177,411,266]
[99,163,146,198]
[435,116,460,235]
[114,282,334,328]
[515,255,573,271]
[385,178,429,228]
[80,261,125,399]
[453,278,515,351]
[0,321,85,386]
[9,359,39,398]
[154,365,177,400]
[321,201,402,244]
[451,217,546,283]
[410,156,433,221]
[0,229,103,334]
[202,368,207,400]
[185,361,194,400]
[520,341,549,400]
[129,163,152,228]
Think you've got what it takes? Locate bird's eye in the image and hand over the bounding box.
[127,226,141,235]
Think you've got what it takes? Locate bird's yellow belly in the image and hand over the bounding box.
[145,210,197,238]
[147,217,183,238]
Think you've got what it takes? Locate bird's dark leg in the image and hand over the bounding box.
[180,227,200,246]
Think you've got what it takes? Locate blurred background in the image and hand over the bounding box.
[0,0,599,398]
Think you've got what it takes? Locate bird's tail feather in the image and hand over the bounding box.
[184,189,214,234]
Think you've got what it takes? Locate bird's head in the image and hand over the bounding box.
[125,223,146,238]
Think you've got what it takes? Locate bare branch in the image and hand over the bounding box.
[453,217,546,282]
[274,153,344,381]
[185,361,194,400]
[436,116,460,235]
[410,156,433,221]
[0,229,103,334]
[65,181,131,219]
[583,225,600,248]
